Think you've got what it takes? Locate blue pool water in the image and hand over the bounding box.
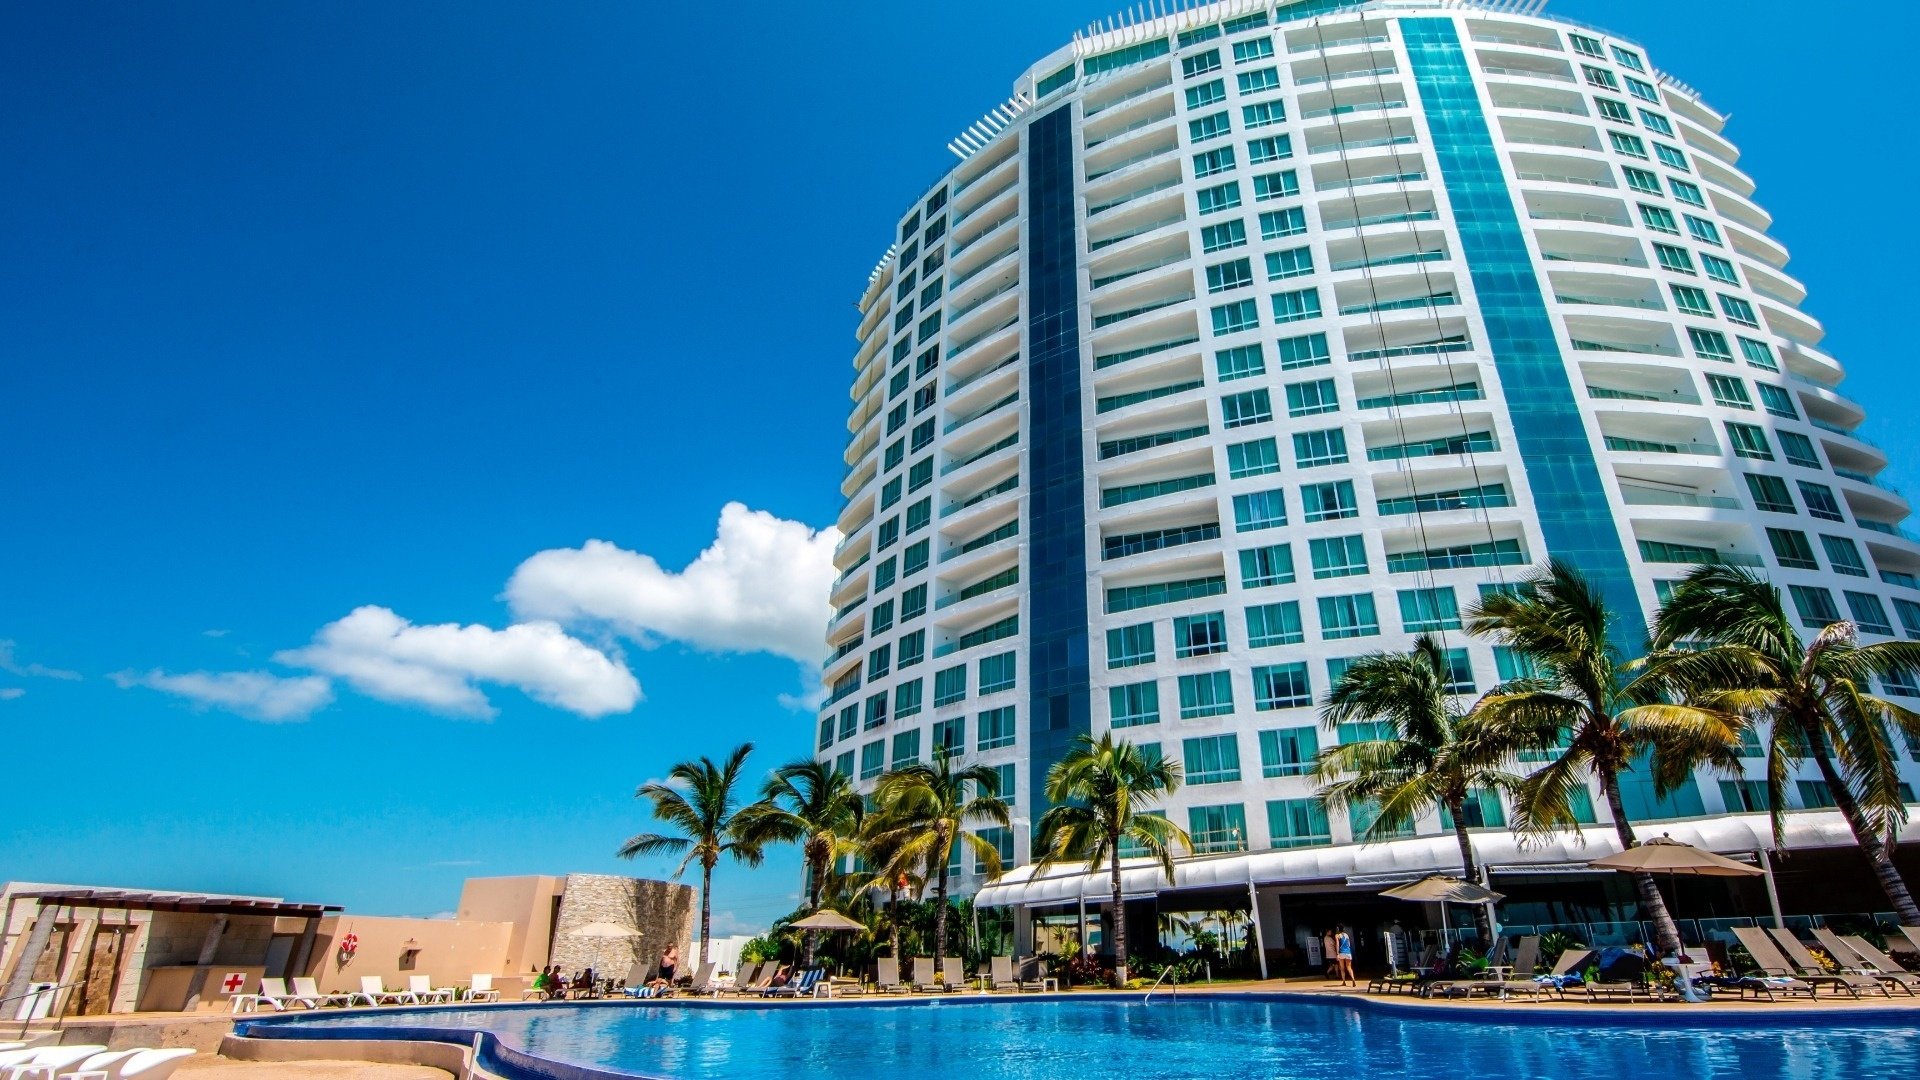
[262,997,1920,1080]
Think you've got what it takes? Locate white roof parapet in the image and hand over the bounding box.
[1070,0,1272,61]
[1656,71,1702,102]
[972,810,1920,907]
[857,244,897,309]
[866,245,896,287]
[946,91,1036,161]
[1063,0,1548,75]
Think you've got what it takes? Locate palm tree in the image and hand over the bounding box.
[1312,635,1523,945]
[1033,732,1191,988]
[1466,559,1741,955]
[739,759,865,967]
[1650,564,1920,924]
[617,742,768,965]
[868,752,1010,976]
[856,812,921,961]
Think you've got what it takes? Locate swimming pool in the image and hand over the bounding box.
[242,995,1920,1080]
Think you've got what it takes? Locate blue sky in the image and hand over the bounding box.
[2,1,1914,930]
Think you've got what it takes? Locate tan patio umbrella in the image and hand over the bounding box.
[1593,837,1761,959]
[1588,837,1764,877]
[1380,875,1504,955]
[788,909,866,977]
[1380,875,1506,904]
[788,909,866,931]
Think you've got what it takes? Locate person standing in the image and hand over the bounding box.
[1320,929,1337,980]
[1333,926,1355,987]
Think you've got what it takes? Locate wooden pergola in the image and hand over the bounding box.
[0,888,342,1014]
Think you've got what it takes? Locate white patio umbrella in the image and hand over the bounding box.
[1380,875,1505,954]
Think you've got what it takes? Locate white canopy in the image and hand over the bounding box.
[973,810,1920,909]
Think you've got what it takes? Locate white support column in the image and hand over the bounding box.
[1245,867,1268,980]
[1757,848,1784,929]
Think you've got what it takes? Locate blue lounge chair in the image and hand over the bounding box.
[764,967,824,998]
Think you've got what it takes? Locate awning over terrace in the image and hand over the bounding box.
[974,810,1919,908]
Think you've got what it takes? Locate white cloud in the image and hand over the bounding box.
[0,641,81,681]
[202,629,230,638]
[504,503,841,665]
[0,688,23,701]
[276,605,640,720]
[111,668,334,722]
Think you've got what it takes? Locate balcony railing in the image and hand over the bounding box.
[1094,335,1201,370]
[941,432,1019,475]
[1515,171,1616,189]
[1619,485,1741,510]
[1089,213,1185,252]
[1329,248,1445,272]
[945,391,1019,435]
[1347,337,1471,362]
[1555,292,1664,311]
[1323,208,1438,231]
[1603,435,1718,456]
[1092,293,1194,329]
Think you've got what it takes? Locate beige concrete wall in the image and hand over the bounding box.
[455,875,563,976]
[301,914,513,995]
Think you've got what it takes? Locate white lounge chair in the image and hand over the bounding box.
[243,976,320,1012]
[464,973,501,1002]
[290,977,353,1008]
[116,1049,196,1080]
[407,975,455,1004]
[4,1045,108,1076]
[59,1050,141,1080]
[349,976,411,1006]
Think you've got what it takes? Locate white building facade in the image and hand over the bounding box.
[815,0,1920,898]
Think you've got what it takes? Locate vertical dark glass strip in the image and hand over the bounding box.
[1404,18,1701,818]
[1024,105,1091,815]
[1401,17,1644,638]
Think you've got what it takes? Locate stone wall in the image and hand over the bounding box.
[546,874,694,984]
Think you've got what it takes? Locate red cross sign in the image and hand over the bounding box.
[222,973,247,994]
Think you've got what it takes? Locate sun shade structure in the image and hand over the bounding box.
[1588,837,1764,877]
[787,910,866,932]
[1379,875,1505,905]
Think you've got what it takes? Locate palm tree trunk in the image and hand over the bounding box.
[1805,731,1920,924]
[1599,766,1681,956]
[802,855,824,968]
[1447,796,1493,946]
[888,884,902,960]
[931,833,952,975]
[698,859,714,966]
[1108,845,1128,988]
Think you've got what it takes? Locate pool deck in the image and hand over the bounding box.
[1205,977,1920,1017]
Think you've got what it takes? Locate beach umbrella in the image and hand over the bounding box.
[788,910,866,931]
[1591,836,1761,960]
[1380,875,1506,903]
[1588,837,1763,877]
[788,909,866,976]
[1380,875,1504,955]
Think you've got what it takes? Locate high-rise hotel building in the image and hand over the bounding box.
[815,0,1920,896]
